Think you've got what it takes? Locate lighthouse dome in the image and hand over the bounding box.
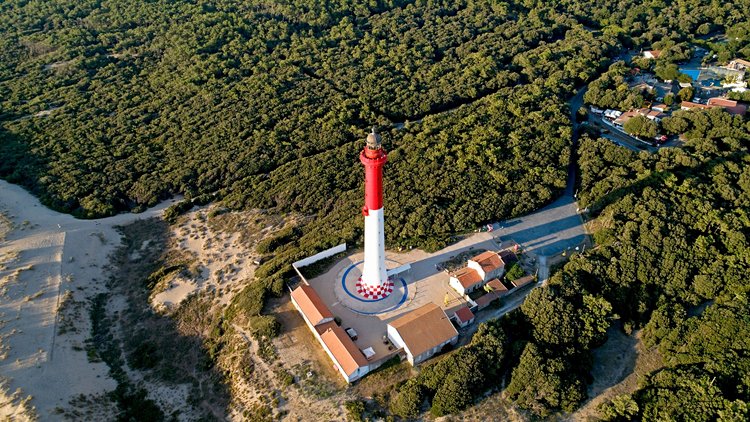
[366,127,381,149]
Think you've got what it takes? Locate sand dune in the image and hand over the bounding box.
[0,180,177,420]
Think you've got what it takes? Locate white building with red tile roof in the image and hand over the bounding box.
[290,284,370,382]
[453,306,475,328]
[449,251,506,295]
[449,267,484,295]
[467,250,505,281]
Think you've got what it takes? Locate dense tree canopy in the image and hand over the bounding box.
[1,1,749,419]
[496,105,749,418]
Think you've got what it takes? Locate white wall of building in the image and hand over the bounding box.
[467,260,486,280]
[448,277,466,295]
[292,243,347,274]
[387,325,406,351]
[412,336,459,365]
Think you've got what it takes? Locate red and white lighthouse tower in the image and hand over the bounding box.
[357,128,393,299]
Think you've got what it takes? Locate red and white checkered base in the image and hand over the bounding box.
[355,278,394,300]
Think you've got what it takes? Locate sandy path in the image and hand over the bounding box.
[0,180,178,420]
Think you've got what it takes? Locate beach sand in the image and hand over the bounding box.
[0,180,177,420]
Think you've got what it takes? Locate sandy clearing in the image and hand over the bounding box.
[568,328,664,421]
[0,180,178,420]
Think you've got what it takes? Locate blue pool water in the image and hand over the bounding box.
[680,68,701,81]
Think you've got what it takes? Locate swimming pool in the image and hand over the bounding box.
[680,68,701,81]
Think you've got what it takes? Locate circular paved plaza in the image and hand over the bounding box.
[335,259,414,315]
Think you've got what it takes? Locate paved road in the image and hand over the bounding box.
[454,87,591,333]
[488,85,588,257]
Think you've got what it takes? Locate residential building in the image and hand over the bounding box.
[643,50,661,59]
[651,104,668,113]
[727,58,750,71]
[448,250,505,295]
[449,267,484,295]
[467,251,505,281]
[707,97,747,115]
[680,101,714,111]
[646,110,663,121]
[613,109,649,126]
[387,302,459,365]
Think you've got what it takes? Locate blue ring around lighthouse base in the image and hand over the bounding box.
[341,261,408,315]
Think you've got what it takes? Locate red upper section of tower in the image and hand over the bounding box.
[360,147,387,212]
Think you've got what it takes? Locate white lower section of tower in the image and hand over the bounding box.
[361,208,388,289]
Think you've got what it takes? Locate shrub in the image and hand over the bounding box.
[248,315,280,340]
[390,379,424,419]
[344,400,366,422]
[505,263,525,281]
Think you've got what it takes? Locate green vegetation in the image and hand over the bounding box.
[344,400,366,422]
[504,262,525,282]
[583,61,656,111]
[623,115,657,138]
[2,0,750,420]
[505,106,750,418]
[390,319,508,417]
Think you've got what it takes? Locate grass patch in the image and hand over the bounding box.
[291,362,337,399]
[355,357,413,399]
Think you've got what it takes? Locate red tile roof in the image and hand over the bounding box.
[486,278,509,293]
[319,324,368,377]
[707,98,737,107]
[707,98,747,115]
[475,291,502,310]
[453,267,483,289]
[681,101,714,110]
[470,251,504,273]
[291,284,333,326]
[614,110,638,124]
[511,275,536,288]
[454,306,475,323]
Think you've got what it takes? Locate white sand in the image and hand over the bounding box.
[0,180,177,420]
[151,208,265,311]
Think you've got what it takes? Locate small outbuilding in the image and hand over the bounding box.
[453,306,475,328]
[511,275,536,289]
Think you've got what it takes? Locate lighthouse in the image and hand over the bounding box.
[357,128,393,299]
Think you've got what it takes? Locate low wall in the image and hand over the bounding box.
[292,243,347,282]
